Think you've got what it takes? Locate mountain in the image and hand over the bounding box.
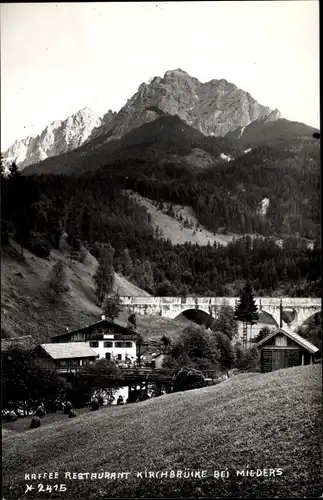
[2,107,116,173]
[3,69,287,175]
[88,68,281,142]
[22,114,246,176]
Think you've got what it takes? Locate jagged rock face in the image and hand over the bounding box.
[2,107,114,172]
[89,68,281,142]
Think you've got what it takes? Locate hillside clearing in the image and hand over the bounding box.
[127,191,237,246]
[118,311,187,345]
[0,241,149,342]
[2,364,322,498]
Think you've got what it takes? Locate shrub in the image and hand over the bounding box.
[6,410,18,422]
[63,401,73,415]
[48,260,69,303]
[29,231,51,258]
[35,406,46,418]
[91,398,100,411]
[173,367,205,392]
[30,416,41,428]
[235,345,260,371]
[68,409,76,418]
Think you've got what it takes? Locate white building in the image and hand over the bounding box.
[51,317,137,365]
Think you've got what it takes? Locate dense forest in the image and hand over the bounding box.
[110,144,320,238]
[1,169,320,297]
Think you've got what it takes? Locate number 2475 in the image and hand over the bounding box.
[25,484,67,493]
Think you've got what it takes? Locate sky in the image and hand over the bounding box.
[0,1,320,149]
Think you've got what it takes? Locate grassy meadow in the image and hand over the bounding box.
[2,364,322,499]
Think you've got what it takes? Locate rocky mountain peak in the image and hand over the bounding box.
[89,68,280,141]
[2,107,104,172]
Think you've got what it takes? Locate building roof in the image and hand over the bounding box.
[51,319,135,340]
[2,335,37,352]
[256,328,319,354]
[40,343,98,360]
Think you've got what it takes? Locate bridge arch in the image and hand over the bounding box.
[174,307,214,328]
[299,310,321,330]
[259,307,281,328]
[258,310,279,327]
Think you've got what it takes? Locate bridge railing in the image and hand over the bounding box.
[120,296,321,307]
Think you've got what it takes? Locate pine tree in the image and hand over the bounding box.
[93,245,115,306]
[234,282,259,347]
[136,332,144,366]
[120,248,133,277]
[66,209,81,261]
[127,313,137,331]
[8,162,20,179]
[81,206,91,242]
[160,334,172,353]
[102,293,122,321]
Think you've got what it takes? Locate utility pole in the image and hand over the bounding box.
[280,299,283,329]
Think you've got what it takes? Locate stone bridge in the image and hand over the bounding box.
[120,296,321,332]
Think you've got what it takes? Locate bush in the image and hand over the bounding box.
[173,367,205,392]
[35,406,46,418]
[30,416,41,428]
[48,260,69,303]
[68,409,76,418]
[6,410,18,422]
[29,232,51,258]
[235,345,260,371]
[63,401,73,415]
[91,398,100,411]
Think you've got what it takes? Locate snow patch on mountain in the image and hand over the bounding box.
[238,126,245,138]
[257,197,270,215]
[220,152,233,162]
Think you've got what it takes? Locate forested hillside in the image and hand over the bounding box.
[1,171,320,298]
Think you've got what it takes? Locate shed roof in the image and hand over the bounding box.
[256,328,319,354]
[40,343,98,360]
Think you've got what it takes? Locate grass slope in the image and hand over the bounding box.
[127,191,237,246]
[0,241,150,342]
[2,365,322,499]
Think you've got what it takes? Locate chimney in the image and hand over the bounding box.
[101,314,106,321]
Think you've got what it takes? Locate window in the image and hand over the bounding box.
[89,341,99,348]
[105,353,111,360]
[115,341,133,348]
[104,341,113,348]
[275,335,287,347]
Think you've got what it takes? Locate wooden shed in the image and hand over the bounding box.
[256,328,319,373]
